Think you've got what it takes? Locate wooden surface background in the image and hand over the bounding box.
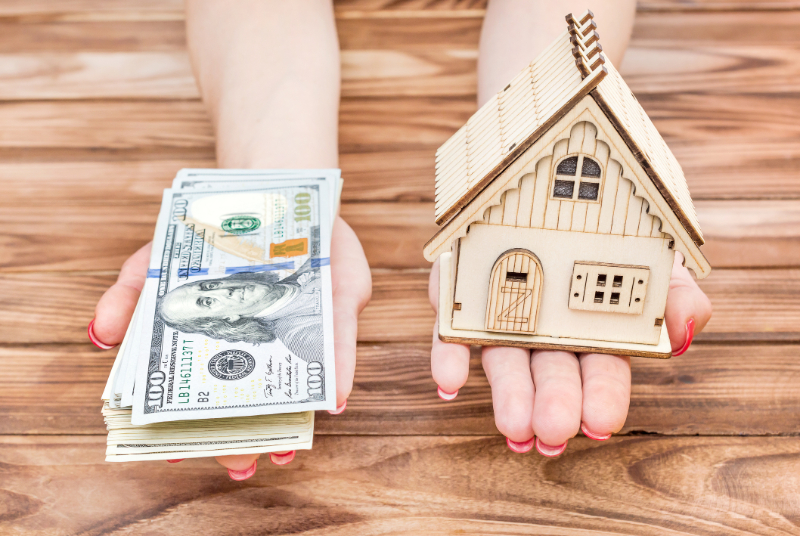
[1,1,799,534]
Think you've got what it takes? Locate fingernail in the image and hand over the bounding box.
[167,459,185,464]
[535,438,567,457]
[673,318,695,357]
[581,423,611,441]
[228,460,257,481]
[269,451,295,466]
[506,437,535,453]
[88,319,116,350]
[437,386,458,401]
[328,400,347,415]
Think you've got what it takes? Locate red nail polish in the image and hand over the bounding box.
[269,451,295,466]
[87,319,116,350]
[167,459,185,464]
[673,318,695,356]
[437,386,458,401]
[581,423,611,441]
[535,438,567,457]
[506,437,535,453]
[328,400,347,415]
[228,460,257,481]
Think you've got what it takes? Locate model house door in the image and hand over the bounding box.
[485,249,543,334]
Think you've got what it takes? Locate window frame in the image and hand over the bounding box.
[550,154,604,203]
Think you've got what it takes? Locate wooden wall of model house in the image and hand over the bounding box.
[480,121,665,239]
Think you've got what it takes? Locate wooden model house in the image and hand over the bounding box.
[423,11,711,358]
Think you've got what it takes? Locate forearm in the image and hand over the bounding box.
[186,0,340,169]
[478,0,636,106]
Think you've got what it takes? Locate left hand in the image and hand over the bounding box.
[92,216,372,476]
[428,251,712,456]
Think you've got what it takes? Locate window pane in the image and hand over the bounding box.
[553,180,575,198]
[556,156,578,176]
[578,181,599,200]
[581,157,601,177]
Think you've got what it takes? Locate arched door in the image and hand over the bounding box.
[485,249,543,334]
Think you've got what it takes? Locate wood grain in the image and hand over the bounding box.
[0,199,796,272]
[4,342,800,436]
[1,0,795,24]
[0,1,797,532]
[0,154,432,205]
[0,13,796,99]
[4,434,800,535]
[0,269,796,345]
[0,94,795,202]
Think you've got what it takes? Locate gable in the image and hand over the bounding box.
[431,11,704,250]
[433,21,605,226]
[479,121,665,243]
[424,96,711,278]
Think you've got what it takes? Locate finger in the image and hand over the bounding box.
[429,260,470,397]
[483,346,534,443]
[665,252,713,354]
[578,352,631,440]
[530,350,582,450]
[93,242,152,346]
[216,453,260,480]
[330,216,372,407]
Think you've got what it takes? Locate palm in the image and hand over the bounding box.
[428,253,711,455]
[93,216,371,473]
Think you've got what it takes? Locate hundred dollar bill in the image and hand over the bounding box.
[102,403,314,462]
[130,177,336,425]
[172,168,340,190]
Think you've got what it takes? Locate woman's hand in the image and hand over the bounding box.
[427,251,711,455]
[90,216,371,476]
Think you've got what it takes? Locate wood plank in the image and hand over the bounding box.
[638,0,800,11]
[0,100,214,152]
[0,199,796,272]
[0,21,185,52]
[698,200,800,269]
[4,342,800,436]
[631,11,800,44]
[0,202,439,272]
[0,154,433,205]
[0,25,479,100]
[0,0,185,22]
[1,13,796,100]
[0,98,470,156]
[1,0,795,24]
[0,269,796,346]
[0,94,795,202]
[3,434,800,535]
[0,52,198,100]
[622,43,800,95]
[0,49,476,100]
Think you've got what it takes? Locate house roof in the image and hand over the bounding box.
[433,11,703,246]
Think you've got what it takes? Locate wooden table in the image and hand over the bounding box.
[1,1,799,534]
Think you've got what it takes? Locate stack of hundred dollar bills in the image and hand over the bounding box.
[101,169,342,462]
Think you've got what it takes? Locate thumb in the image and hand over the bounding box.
[92,243,152,346]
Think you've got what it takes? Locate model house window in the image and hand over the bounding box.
[552,155,603,202]
[568,262,650,315]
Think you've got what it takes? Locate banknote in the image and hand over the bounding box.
[103,403,313,462]
[171,168,341,190]
[130,178,337,425]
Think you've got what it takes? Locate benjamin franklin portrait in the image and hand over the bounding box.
[158,259,323,362]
